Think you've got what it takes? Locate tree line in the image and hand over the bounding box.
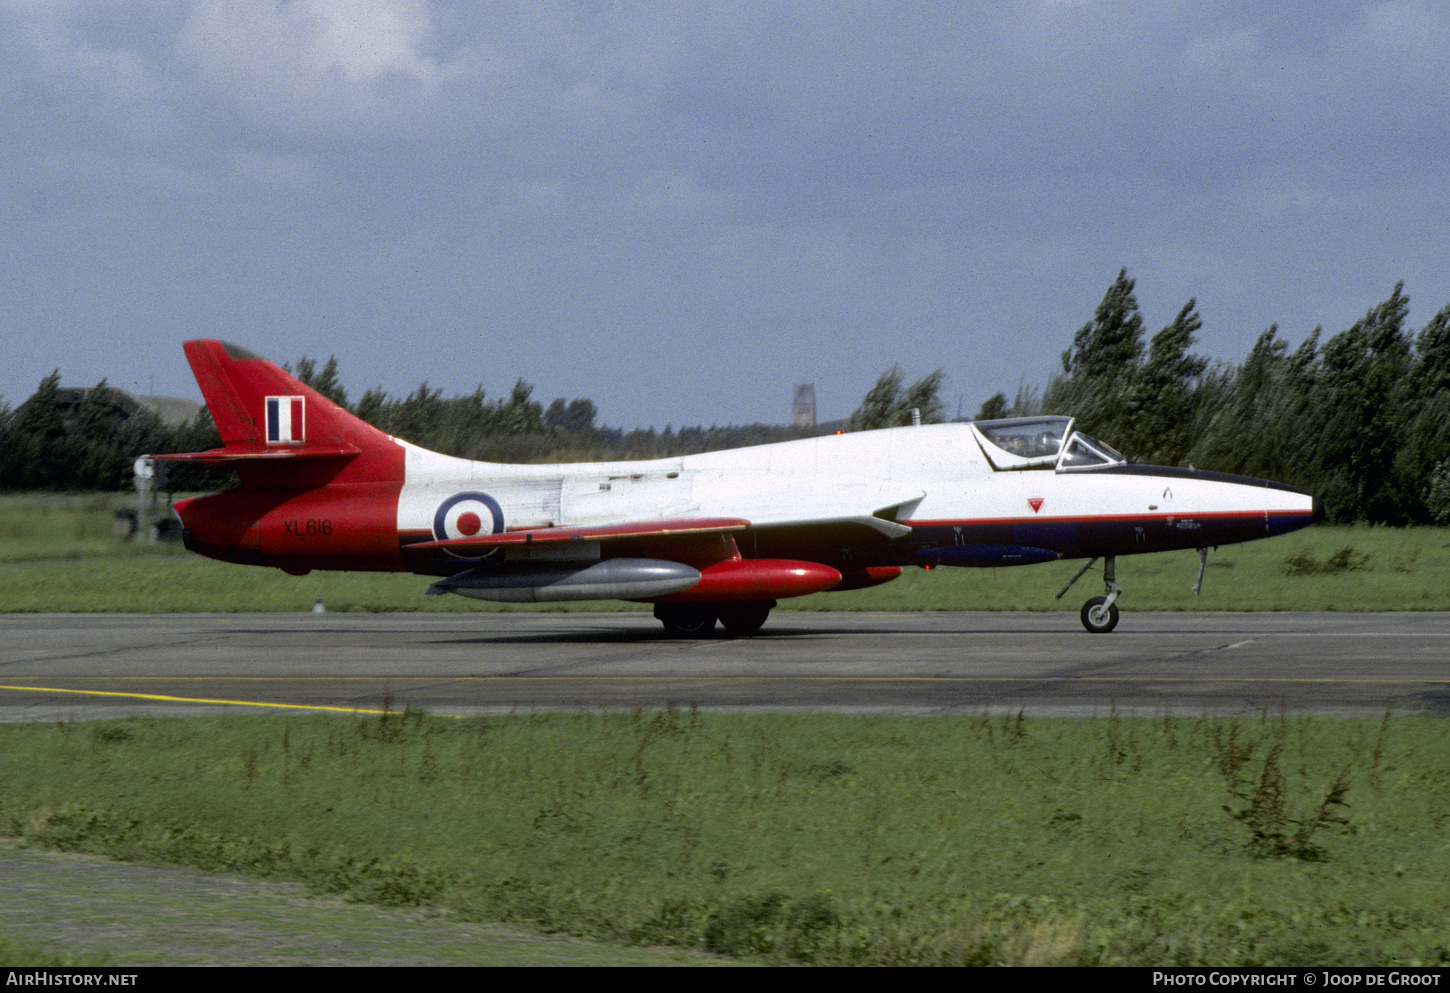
[0,373,221,492]
[1032,270,1450,525]
[285,355,828,464]
[6,269,1450,525]
[0,359,828,493]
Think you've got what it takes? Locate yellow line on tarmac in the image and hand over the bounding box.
[0,683,398,716]
[7,675,1450,686]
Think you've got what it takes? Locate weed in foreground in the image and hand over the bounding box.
[1208,717,1353,861]
[700,891,840,961]
[1283,546,1372,576]
[1226,743,1352,861]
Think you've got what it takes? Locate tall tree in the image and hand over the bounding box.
[1044,269,1147,446]
[847,366,946,431]
[974,392,1009,421]
[1391,303,1450,521]
[848,366,905,431]
[1062,268,1146,381]
[544,397,598,434]
[1124,299,1209,464]
[1,372,64,488]
[1310,283,1412,521]
[289,356,349,408]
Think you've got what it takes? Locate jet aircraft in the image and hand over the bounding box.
[145,340,1321,635]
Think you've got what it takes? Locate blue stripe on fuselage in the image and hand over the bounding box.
[908,510,1315,564]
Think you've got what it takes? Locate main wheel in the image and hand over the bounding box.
[717,601,773,637]
[1080,596,1120,634]
[654,603,718,638]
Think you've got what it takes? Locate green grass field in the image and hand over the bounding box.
[1,492,1447,612]
[1,709,1447,966]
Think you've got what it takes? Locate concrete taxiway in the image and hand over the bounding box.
[1,611,1446,720]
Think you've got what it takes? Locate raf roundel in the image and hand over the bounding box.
[432,492,504,549]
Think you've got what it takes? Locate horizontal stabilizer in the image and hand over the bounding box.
[148,444,361,466]
[410,516,750,554]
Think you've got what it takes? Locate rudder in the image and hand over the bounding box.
[162,340,405,486]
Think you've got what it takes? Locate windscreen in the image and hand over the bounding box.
[1059,432,1126,468]
[973,417,1072,469]
[972,416,1127,471]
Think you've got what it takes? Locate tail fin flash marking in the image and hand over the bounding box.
[266,396,305,444]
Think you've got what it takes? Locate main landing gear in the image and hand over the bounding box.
[1057,556,1123,633]
[654,600,776,638]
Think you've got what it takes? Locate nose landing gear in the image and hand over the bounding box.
[1080,594,1120,633]
[1057,556,1123,633]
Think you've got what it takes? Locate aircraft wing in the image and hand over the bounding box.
[711,482,923,540]
[409,517,751,554]
[410,485,922,555]
[743,503,919,540]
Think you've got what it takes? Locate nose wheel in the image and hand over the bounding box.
[1080,596,1120,633]
[1057,555,1123,633]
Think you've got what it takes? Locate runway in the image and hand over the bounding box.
[1,611,1447,721]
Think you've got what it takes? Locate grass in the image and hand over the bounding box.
[1,709,1448,965]
[0,842,730,966]
[0,933,104,967]
[0,493,167,563]
[3,492,1450,612]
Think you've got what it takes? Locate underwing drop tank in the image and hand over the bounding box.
[427,558,701,603]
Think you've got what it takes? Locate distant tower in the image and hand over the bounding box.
[793,384,816,427]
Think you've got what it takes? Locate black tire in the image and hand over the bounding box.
[654,603,717,638]
[717,601,773,637]
[1080,596,1120,633]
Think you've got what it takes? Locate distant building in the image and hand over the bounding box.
[793,384,816,427]
[14,386,200,430]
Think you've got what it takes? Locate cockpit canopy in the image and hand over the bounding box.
[970,416,1127,472]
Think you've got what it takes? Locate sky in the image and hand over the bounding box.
[5,1,1450,430]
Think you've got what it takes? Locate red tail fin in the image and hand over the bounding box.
[155,340,404,487]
